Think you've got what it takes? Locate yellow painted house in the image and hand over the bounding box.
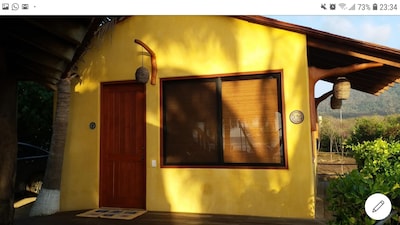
[59,16,400,219]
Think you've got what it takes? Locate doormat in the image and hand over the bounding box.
[76,207,147,220]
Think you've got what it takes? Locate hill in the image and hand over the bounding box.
[317,83,400,118]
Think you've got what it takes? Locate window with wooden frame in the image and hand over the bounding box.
[161,72,286,168]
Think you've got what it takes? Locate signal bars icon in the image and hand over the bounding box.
[321,3,349,10]
[320,3,366,11]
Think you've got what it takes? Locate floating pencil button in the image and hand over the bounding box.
[372,200,384,213]
[365,193,392,220]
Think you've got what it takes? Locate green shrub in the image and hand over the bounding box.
[327,170,375,225]
[383,116,400,142]
[18,81,53,149]
[352,139,400,177]
[327,139,400,224]
[346,115,400,146]
[346,117,385,146]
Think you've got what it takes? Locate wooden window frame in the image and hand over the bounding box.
[160,71,288,169]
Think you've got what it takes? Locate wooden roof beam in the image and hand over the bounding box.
[24,18,90,45]
[14,70,60,85]
[6,30,76,61]
[309,62,384,82]
[308,41,400,68]
[10,50,67,73]
[309,62,384,131]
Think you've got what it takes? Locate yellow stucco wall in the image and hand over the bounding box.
[61,16,314,218]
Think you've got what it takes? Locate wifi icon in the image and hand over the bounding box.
[339,3,347,9]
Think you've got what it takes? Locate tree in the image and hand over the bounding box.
[320,117,341,153]
[28,17,116,216]
[319,116,354,156]
[29,75,77,216]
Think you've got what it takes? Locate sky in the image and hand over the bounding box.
[268,16,400,97]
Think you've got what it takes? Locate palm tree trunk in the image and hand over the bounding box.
[29,77,73,216]
[0,77,17,225]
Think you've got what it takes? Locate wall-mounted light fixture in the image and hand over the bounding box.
[134,39,157,85]
[135,66,149,84]
[330,96,342,109]
[333,77,351,100]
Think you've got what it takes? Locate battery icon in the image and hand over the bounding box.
[373,3,378,10]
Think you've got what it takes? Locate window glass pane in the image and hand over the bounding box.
[163,80,219,164]
[221,77,283,163]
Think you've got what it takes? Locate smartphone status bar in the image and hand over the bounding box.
[0,0,398,15]
[320,2,398,13]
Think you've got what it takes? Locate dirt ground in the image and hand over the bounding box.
[317,152,357,176]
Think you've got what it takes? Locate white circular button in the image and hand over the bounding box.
[365,193,392,220]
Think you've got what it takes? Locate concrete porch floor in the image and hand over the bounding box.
[15,210,327,225]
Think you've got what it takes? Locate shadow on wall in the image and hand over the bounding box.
[156,67,312,217]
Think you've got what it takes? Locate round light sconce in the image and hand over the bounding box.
[135,66,150,84]
[333,77,351,100]
[330,96,342,109]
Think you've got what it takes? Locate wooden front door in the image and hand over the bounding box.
[100,81,146,209]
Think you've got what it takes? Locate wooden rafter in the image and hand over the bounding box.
[309,62,384,82]
[308,41,400,68]
[309,62,384,131]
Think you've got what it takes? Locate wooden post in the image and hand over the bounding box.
[0,46,18,225]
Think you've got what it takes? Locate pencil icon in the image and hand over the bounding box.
[372,200,384,213]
